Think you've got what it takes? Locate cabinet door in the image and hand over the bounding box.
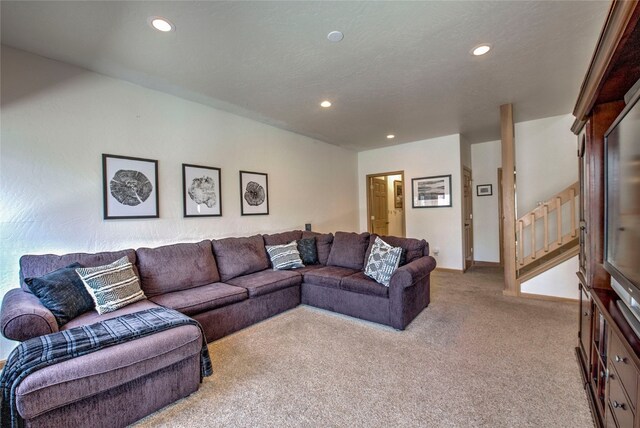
[579,283,592,366]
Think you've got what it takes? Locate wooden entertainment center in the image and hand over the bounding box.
[572,2,640,427]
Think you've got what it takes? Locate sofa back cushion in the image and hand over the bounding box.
[136,240,220,297]
[326,231,370,270]
[301,231,333,265]
[212,235,269,281]
[19,249,137,292]
[263,230,303,246]
[365,234,428,266]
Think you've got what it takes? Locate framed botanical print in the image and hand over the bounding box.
[102,154,159,219]
[183,164,222,217]
[240,171,269,215]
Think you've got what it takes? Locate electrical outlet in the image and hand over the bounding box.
[305,223,312,231]
[433,247,440,256]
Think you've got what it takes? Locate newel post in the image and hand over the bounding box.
[501,104,518,296]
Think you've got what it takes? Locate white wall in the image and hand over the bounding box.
[515,114,578,215]
[471,140,502,263]
[514,113,576,258]
[358,135,463,270]
[386,174,404,236]
[0,46,359,358]
[520,255,579,300]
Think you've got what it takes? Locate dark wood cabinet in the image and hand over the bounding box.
[591,303,609,420]
[572,2,640,427]
[580,283,593,372]
[578,125,588,279]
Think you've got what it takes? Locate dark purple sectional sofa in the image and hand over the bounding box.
[0,230,436,427]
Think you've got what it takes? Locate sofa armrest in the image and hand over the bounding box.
[1,288,58,341]
[388,256,437,330]
[389,256,437,290]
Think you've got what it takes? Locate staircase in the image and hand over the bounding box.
[515,182,580,284]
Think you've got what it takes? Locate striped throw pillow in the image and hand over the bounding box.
[266,241,305,270]
[75,256,146,314]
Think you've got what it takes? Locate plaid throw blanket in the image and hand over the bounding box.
[0,307,212,428]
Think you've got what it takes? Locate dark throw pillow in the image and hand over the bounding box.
[24,262,95,327]
[399,248,408,267]
[297,237,319,265]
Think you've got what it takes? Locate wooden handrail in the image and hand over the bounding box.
[517,182,579,227]
[515,181,579,272]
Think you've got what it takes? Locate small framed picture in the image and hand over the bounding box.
[102,154,159,219]
[394,180,403,209]
[477,184,493,197]
[412,174,452,208]
[240,171,269,215]
[183,164,222,217]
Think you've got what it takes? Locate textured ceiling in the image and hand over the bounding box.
[1,1,610,150]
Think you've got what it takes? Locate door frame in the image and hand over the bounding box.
[462,166,474,272]
[366,170,406,237]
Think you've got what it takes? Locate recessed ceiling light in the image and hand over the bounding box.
[320,100,332,108]
[471,44,491,56]
[327,31,344,42]
[387,134,395,139]
[149,16,175,32]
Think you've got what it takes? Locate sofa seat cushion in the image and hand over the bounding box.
[62,300,160,330]
[148,283,247,316]
[212,235,269,281]
[16,323,202,420]
[303,266,359,289]
[294,265,324,275]
[341,272,389,298]
[136,240,220,297]
[226,270,301,298]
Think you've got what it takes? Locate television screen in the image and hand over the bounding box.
[605,95,640,290]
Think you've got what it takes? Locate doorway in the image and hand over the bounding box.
[366,171,406,237]
[463,167,474,271]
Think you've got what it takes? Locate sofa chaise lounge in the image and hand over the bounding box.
[1,230,436,427]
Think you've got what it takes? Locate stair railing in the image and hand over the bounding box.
[515,182,579,273]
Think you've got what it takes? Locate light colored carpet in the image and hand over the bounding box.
[135,267,592,427]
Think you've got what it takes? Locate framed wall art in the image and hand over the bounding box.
[476,184,493,197]
[183,164,222,217]
[102,154,159,219]
[240,170,269,215]
[394,180,403,209]
[412,174,452,208]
